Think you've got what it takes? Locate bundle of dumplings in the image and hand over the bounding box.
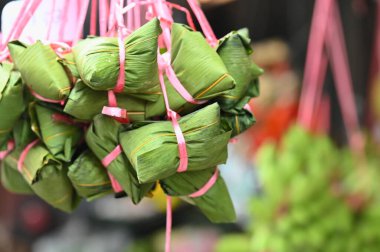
[0,17,262,223]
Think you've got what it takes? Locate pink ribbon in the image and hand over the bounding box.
[189,169,219,198]
[298,0,333,128]
[90,0,98,36]
[165,168,220,252]
[167,2,196,31]
[158,53,207,105]
[186,0,218,47]
[157,64,188,173]
[74,0,90,43]
[17,139,39,173]
[29,88,66,106]
[0,140,15,160]
[326,1,362,151]
[101,144,124,193]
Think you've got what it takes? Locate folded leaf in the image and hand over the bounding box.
[1,150,33,195]
[85,115,154,204]
[64,81,147,121]
[0,62,24,145]
[68,150,113,201]
[8,41,71,100]
[145,23,235,117]
[29,103,83,162]
[216,29,263,110]
[19,143,80,212]
[221,108,256,137]
[120,103,231,183]
[73,18,161,101]
[160,168,236,223]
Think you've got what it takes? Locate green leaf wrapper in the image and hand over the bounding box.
[57,52,80,78]
[29,103,83,162]
[64,81,147,121]
[68,150,113,201]
[1,150,33,195]
[216,29,263,110]
[73,18,161,101]
[0,62,24,145]
[145,23,236,117]
[19,143,80,212]
[85,115,154,204]
[160,168,236,223]
[221,108,256,138]
[8,41,71,100]
[120,103,231,183]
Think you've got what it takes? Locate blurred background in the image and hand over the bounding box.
[1,0,379,251]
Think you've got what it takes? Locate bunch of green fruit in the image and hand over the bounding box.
[250,125,380,252]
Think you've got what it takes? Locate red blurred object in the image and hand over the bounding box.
[248,101,298,152]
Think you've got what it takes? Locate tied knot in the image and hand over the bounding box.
[158,52,171,72]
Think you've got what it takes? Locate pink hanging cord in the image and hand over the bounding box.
[186,0,218,47]
[101,145,124,193]
[46,0,57,41]
[99,0,110,36]
[326,1,363,151]
[298,0,333,128]
[0,140,15,160]
[29,88,66,106]
[17,139,39,173]
[158,53,207,105]
[90,0,98,36]
[74,0,90,43]
[165,168,220,252]
[167,2,196,31]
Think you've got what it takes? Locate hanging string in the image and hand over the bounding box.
[325,1,363,152]
[298,0,333,128]
[90,0,98,35]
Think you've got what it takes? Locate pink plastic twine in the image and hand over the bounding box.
[90,0,98,36]
[29,88,66,105]
[165,168,219,252]
[0,140,15,160]
[17,139,39,173]
[74,0,90,43]
[167,2,196,31]
[99,0,109,36]
[326,1,363,151]
[101,145,124,193]
[298,0,333,129]
[186,0,218,47]
[158,53,207,105]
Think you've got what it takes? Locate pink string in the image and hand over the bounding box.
[101,145,123,167]
[244,103,253,114]
[298,0,333,128]
[99,0,109,36]
[29,88,66,105]
[133,0,141,29]
[189,168,219,198]
[165,168,220,252]
[58,0,70,42]
[165,196,173,252]
[114,1,127,93]
[46,0,56,40]
[101,144,124,193]
[186,0,218,47]
[90,0,98,35]
[74,0,90,43]
[158,53,207,105]
[1,0,43,50]
[167,2,196,31]
[17,139,39,173]
[326,1,362,151]
[158,60,188,173]
[0,140,15,160]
